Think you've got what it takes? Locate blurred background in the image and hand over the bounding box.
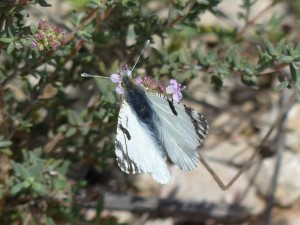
[0,0,300,224]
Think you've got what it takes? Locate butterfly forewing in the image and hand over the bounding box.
[115,100,171,184]
[146,92,209,171]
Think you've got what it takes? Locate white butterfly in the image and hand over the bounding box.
[111,66,209,184]
[82,41,209,184]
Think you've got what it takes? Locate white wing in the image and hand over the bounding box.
[147,92,209,171]
[115,100,171,184]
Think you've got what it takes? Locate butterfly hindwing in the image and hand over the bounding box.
[146,92,209,171]
[115,100,171,184]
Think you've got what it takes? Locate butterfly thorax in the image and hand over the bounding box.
[123,76,154,121]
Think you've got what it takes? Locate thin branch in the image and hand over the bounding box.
[199,90,297,190]
[263,91,289,225]
[78,192,252,224]
[237,2,275,38]
[167,0,196,28]
[0,84,10,208]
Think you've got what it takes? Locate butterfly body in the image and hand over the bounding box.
[115,74,209,184]
[123,76,159,134]
[122,75,165,156]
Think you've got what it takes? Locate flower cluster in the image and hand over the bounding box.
[110,71,185,102]
[141,76,166,94]
[32,20,64,51]
[166,79,186,102]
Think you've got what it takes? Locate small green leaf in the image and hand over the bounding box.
[20,38,28,46]
[11,162,31,179]
[79,31,92,41]
[264,38,276,57]
[30,23,38,34]
[46,218,56,225]
[160,64,170,74]
[278,56,294,64]
[80,126,90,136]
[0,140,12,148]
[276,38,286,55]
[289,63,298,82]
[67,110,80,125]
[179,51,189,64]
[243,67,254,76]
[28,162,44,179]
[11,182,27,195]
[275,80,289,92]
[0,148,12,156]
[241,74,258,89]
[0,38,12,43]
[65,127,77,138]
[196,0,209,4]
[295,44,300,55]
[7,42,15,54]
[31,182,47,195]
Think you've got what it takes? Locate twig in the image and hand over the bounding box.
[167,0,196,28]
[78,192,252,224]
[199,89,297,190]
[62,8,98,45]
[263,90,289,225]
[237,2,275,38]
[0,84,10,208]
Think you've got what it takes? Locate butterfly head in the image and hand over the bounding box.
[110,67,185,102]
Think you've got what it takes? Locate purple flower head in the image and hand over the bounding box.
[110,65,135,95]
[134,77,143,85]
[166,79,186,102]
[32,20,65,52]
[32,40,38,48]
[141,76,165,94]
[109,67,184,102]
[36,30,45,40]
[110,73,123,94]
[38,20,47,29]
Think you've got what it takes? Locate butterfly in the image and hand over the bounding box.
[82,41,209,184]
[110,66,209,184]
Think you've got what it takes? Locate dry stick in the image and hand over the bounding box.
[257,63,289,76]
[62,8,99,45]
[237,1,275,38]
[0,85,9,208]
[263,91,289,225]
[199,90,297,191]
[79,192,251,223]
[167,0,196,28]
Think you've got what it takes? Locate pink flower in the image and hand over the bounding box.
[141,76,165,93]
[32,40,38,48]
[135,77,143,85]
[32,20,64,52]
[110,65,134,95]
[166,79,186,102]
[110,73,123,94]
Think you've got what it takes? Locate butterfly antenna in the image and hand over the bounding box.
[81,73,110,79]
[131,40,150,74]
